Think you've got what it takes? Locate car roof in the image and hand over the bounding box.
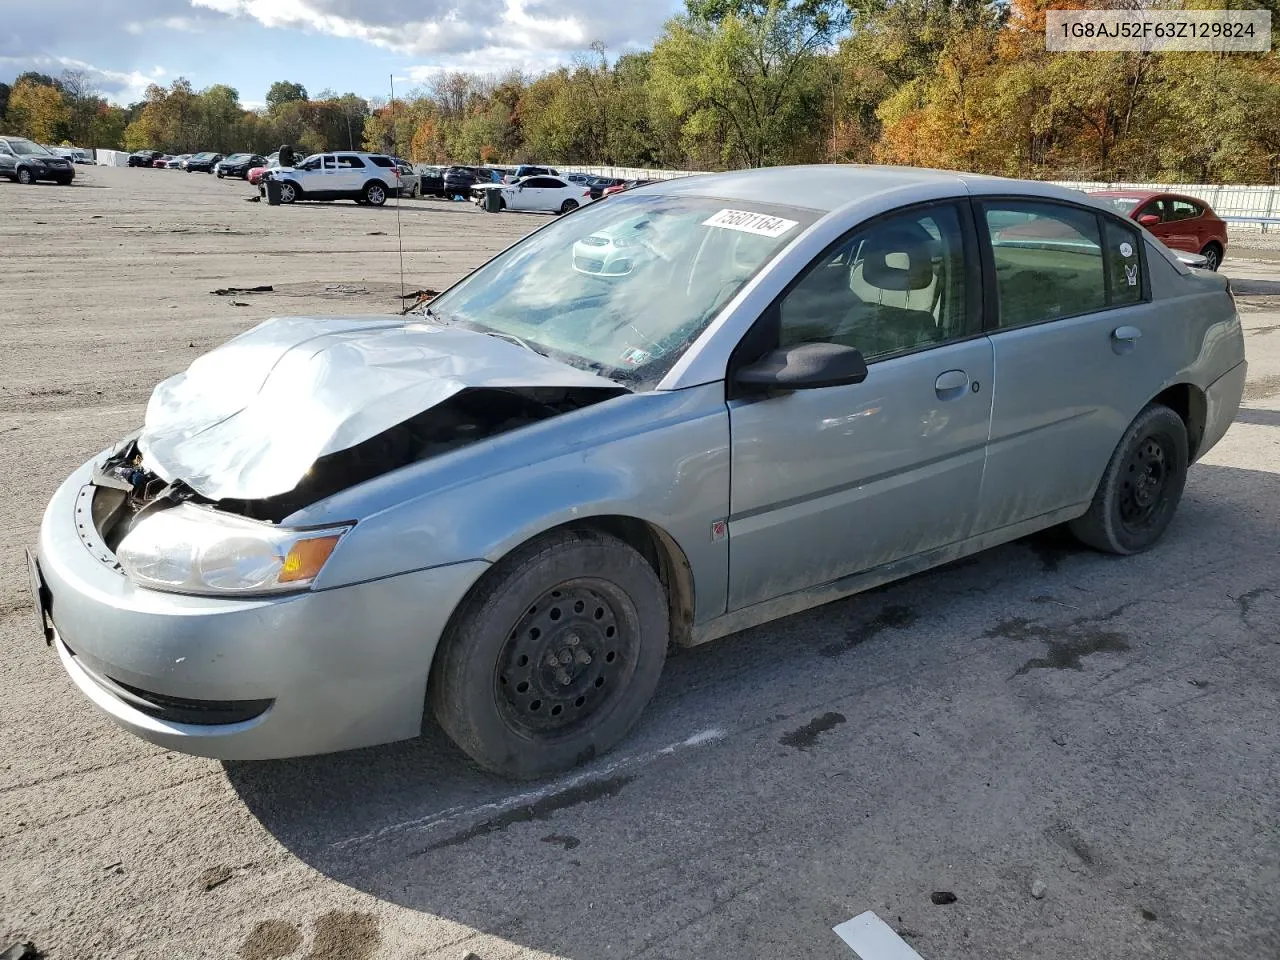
[639,164,1090,213]
[1089,190,1159,200]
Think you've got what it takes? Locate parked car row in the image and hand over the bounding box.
[259,151,407,206]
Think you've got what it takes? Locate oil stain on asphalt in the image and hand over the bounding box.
[422,775,634,852]
[820,605,916,658]
[987,613,1130,678]
[779,712,847,751]
[303,911,381,960]
[238,919,303,960]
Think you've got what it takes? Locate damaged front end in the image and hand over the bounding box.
[81,317,627,594]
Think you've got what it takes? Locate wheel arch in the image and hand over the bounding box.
[1152,381,1207,461]
[436,514,697,657]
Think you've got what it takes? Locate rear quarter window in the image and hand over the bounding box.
[1103,217,1144,306]
[368,156,394,168]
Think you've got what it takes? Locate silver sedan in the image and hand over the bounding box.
[30,165,1246,778]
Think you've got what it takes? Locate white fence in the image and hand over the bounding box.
[561,165,1280,233]
[94,149,131,167]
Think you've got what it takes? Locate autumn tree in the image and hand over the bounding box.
[6,79,71,143]
[266,81,308,113]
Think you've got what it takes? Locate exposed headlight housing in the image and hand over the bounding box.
[117,503,351,596]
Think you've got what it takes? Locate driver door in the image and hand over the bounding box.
[0,143,14,178]
[726,201,993,610]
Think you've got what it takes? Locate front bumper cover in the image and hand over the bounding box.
[36,456,488,759]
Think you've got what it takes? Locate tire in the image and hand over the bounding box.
[363,181,388,206]
[277,180,299,204]
[430,528,669,779]
[1068,404,1189,555]
[1199,243,1222,271]
[16,167,33,185]
[559,199,579,214]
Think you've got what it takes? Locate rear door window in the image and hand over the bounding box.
[337,155,367,168]
[983,201,1108,328]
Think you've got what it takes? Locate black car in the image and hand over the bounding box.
[128,150,163,167]
[443,165,496,198]
[417,165,446,197]
[0,137,75,184]
[185,152,224,173]
[216,154,266,179]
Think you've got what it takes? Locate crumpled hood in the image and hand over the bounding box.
[138,315,620,501]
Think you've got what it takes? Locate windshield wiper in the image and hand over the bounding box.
[483,330,549,357]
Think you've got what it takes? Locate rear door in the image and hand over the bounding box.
[0,143,15,178]
[973,197,1168,533]
[727,201,993,608]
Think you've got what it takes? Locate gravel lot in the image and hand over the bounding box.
[2,165,1279,960]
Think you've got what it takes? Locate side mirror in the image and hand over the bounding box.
[735,342,868,392]
[1137,214,1160,227]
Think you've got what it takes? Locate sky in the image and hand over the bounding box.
[0,0,685,107]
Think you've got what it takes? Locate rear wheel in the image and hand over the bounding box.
[1069,404,1189,554]
[1199,242,1222,271]
[560,199,579,214]
[364,181,387,206]
[430,528,669,779]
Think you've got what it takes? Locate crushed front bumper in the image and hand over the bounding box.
[35,457,488,760]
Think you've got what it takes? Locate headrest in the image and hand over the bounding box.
[861,223,939,291]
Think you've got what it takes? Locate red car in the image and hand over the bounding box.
[1089,191,1228,271]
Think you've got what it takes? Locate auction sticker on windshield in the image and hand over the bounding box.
[702,209,799,238]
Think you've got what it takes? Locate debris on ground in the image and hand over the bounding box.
[930,891,958,905]
[245,195,261,202]
[211,285,273,296]
[323,283,368,295]
[231,301,250,307]
[1031,880,1047,899]
[197,864,234,891]
[0,942,43,960]
[366,231,387,236]
[399,288,441,314]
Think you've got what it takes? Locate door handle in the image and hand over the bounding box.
[934,369,969,401]
[1111,325,1142,354]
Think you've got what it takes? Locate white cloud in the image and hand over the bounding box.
[0,54,165,102]
[189,0,670,57]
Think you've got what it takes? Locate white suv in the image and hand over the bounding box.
[264,152,402,206]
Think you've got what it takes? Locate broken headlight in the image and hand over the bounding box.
[117,503,351,596]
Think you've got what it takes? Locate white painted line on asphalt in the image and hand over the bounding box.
[833,911,926,960]
[329,727,729,850]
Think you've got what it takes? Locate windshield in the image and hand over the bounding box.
[1092,195,1143,216]
[10,140,51,157]
[225,153,249,162]
[425,194,816,386]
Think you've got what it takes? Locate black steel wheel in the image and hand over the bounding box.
[495,580,640,736]
[1069,403,1189,554]
[430,528,668,779]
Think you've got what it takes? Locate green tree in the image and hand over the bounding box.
[650,0,845,167]
[266,81,308,114]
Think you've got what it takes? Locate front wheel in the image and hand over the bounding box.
[277,180,299,204]
[364,181,387,206]
[559,199,579,214]
[430,529,669,779]
[16,168,33,185]
[1069,404,1189,555]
